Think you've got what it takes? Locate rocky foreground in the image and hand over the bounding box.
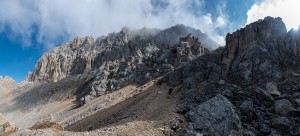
[162,17,300,135]
[0,17,300,136]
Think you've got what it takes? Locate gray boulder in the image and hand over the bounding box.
[295,98,300,106]
[274,99,295,115]
[187,94,242,136]
[254,87,275,107]
[270,117,292,130]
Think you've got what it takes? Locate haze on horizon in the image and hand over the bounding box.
[0,0,300,82]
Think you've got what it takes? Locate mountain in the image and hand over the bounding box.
[26,25,215,83]
[25,25,210,104]
[162,16,300,135]
[1,17,300,136]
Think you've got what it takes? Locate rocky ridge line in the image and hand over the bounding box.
[2,17,300,136]
[25,25,212,104]
[162,16,300,135]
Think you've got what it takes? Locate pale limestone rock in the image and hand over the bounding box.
[0,113,15,135]
[0,76,17,96]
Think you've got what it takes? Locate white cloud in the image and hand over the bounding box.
[247,0,300,30]
[0,0,227,49]
[216,16,227,27]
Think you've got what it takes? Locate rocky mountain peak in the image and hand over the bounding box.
[154,24,220,50]
[26,25,212,84]
[0,76,15,83]
[180,33,199,45]
[3,17,300,136]
[0,76,16,97]
[70,36,94,49]
[120,27,130,35]
[161,17,300,135]
[120,27,131,43]
[224,16,286,55]
[84,36,94,45]
[229,17,286,39]
[221,17,300,85]
[72,37,83,45]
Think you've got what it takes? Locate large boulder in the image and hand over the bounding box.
[274,99,295,115]
[0,113,15,135]
[187,94,242,136]
[270,117,292,130]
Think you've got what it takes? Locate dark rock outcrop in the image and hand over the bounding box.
[270,117,292,130]
[274,99,295,115]
[221,17,300,86]
[168,16,300,136]
[187,94,242,136]
[254,87,274,107]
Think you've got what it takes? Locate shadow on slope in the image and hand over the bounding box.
[11,76,92,112]
[65,83,184,132]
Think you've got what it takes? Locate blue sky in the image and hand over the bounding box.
[0,34,40,81]
[0,0,299,82]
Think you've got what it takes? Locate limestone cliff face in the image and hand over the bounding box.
[25,17,300,99]
[286,26,300,57]
[26,25,213,83]
[222,17,286,75]
[222,16,300,85]
[0,76,16,96]
[25,25,213,102]
[26,36,97,83]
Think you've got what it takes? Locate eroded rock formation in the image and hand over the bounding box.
[222,17,300,86]
[26,25,211,104]
[165,16,300,135]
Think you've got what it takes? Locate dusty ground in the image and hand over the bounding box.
[11,121,165,136]
[66,83,183,132]
[3,78,185,135]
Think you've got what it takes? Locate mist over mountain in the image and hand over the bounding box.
[2,0,300,82]
[0,16,300,136]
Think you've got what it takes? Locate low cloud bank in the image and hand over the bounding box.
[0,0,230,49]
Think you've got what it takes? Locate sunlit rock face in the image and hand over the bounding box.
[0,76,16,97]
[286,26,300,57]
[25,25,214,101]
